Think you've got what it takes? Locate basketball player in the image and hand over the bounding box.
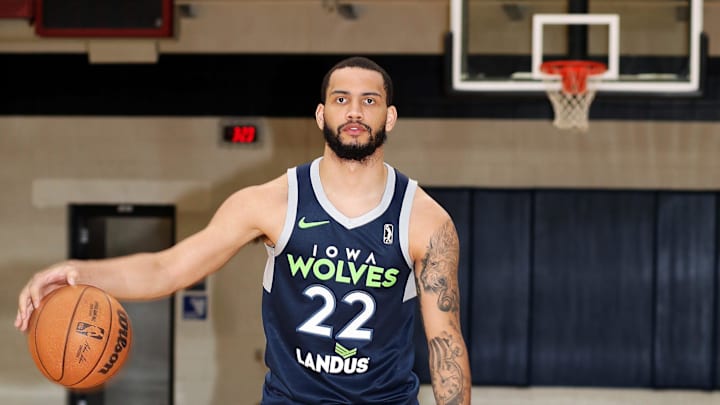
[16,57,472,404]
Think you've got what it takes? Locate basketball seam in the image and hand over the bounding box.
[60,285,90,384]
[69,288,114,388]
[32,288,64,382]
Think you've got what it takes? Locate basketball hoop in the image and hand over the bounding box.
[540,60,607,131]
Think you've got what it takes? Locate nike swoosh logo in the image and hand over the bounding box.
[298,217,330,229]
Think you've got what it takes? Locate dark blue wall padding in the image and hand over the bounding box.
[470,190,532,385]
[415,188,720,390]
[531,191,655,387]
[654,193,717,389]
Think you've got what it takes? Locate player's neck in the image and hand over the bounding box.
[321,146,385,181]
[319,147,388,213]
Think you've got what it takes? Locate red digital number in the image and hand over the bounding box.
[226,125,257,143]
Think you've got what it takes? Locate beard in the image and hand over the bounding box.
[323,121,387,162]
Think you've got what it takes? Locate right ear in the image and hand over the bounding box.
[315,104,325,130]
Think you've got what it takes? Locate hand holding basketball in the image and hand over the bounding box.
[15,261,80,332]
[26,285,132,389]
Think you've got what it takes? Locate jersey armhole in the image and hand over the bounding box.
[400,179,418,302]
[262,168,299,292]
[399,179,418,269]
[271,167,298,256]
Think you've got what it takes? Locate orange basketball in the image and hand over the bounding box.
[26,285,132,390]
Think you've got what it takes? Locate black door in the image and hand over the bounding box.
[67,204,175,405]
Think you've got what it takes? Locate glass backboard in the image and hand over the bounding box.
[450,0,705,95]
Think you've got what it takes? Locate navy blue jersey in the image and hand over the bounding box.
[261,158,420,404]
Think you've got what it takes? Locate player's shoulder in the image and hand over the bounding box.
[256,172,290,196]
[408,186,455,236]
[411,186,452,225]
[219,173,289,213]
[407,186,457,261]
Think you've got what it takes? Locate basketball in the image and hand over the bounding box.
[26,285,132,390]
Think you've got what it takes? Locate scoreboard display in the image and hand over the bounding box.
[35,0,173,37]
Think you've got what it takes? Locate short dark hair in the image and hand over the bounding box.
[320,56,393,106]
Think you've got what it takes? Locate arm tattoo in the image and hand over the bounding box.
[420,220,460,312]
[429,331,465,405]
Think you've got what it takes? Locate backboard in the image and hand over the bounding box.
[449,0,705,96]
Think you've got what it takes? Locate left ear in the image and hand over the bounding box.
[385,105,398,132]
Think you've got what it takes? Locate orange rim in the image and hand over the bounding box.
[540,60,607,94]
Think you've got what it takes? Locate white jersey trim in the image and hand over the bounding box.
[309,157,396,230]
[263,167,299,292]
[401,179,418,302]
[262,245,275,292]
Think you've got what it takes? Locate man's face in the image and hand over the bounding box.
[317,67,397,162]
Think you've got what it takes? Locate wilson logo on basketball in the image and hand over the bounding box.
[75,322,105,340]
[98,309,130,375]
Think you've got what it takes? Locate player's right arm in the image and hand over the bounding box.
[15,175,288,332]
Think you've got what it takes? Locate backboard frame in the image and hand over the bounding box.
[449,0,705,96]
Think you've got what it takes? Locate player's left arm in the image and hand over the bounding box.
[410,188,472,405]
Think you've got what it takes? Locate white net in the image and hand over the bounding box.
[544,79,600,131]
[541,61,605,132]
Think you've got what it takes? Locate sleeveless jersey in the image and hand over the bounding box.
[261,157,420,404]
